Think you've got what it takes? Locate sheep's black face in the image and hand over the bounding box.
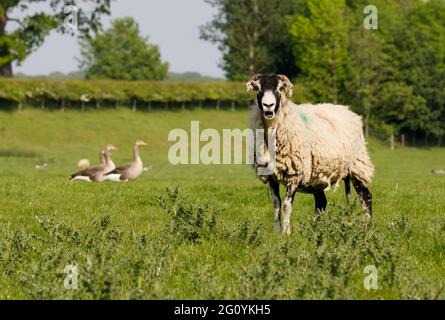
[256,76,281,120]
[246,74,293,121]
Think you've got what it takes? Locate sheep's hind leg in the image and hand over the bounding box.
[343,176,352,209]
[351,177,372,220]
[282,185,297,234]
[313,191,327,213]
[268,178,282,233]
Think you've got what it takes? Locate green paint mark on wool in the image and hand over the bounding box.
[299,112,310,127]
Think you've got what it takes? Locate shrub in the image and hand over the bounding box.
[0,79,251,109]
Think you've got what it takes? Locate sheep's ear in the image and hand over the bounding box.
[278,74,293,98]
[246,74,262,93]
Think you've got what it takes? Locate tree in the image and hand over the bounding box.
[0,0,112,77]
[343,0,398,137]
[78,17,168,81]
[200,0,298,81]
[375,82,429,138]
[395,0,445,143]
[345,29,388,137]
[289,0,349,103]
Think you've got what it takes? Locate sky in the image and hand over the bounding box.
[11,0,224,77]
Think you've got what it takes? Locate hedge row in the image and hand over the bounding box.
[0,79,251,109]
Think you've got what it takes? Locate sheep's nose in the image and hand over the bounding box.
[263,102,275,108]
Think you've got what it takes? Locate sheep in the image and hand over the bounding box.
[247,74,374,234]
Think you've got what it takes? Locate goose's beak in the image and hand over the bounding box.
[140,140,148,146]
[110,145,118,151]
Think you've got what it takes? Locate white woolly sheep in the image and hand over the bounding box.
[247,74,374,234]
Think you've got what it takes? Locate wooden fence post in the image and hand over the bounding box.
[390,135,395,151]
[401,134,405,148]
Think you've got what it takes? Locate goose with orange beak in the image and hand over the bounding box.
[104,139,148,182]
[69,144,118,182]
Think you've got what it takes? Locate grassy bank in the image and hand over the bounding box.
[0,108,444,299]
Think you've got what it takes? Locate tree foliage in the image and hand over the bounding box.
[290,0,349,103]
[0,0,112,76]
[200,0,298,81]
[78,17,168,81]
[201,0,445,143]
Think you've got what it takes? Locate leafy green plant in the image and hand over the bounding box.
[0,79,250,109]
[238,205,400,299]
[156,186,220,243]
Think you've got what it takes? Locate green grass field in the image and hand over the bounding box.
[0,108,444,299]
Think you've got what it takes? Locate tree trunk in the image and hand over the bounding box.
[247,0,259,75]
[0,14,13,77]
[333,66,337,104]
[0,62,13,77]
[363,98,370,138]
[332,44,338,104]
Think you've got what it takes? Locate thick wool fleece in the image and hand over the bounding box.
[250,101,374,191]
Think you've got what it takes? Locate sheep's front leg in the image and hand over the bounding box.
[268,179,281,232]
[255,132,270,166]
[282,185,297,234]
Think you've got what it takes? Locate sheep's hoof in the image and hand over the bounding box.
[282,225,291,235]
[365,213,372,223]
[259,175,269,184]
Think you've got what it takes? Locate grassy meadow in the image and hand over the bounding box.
[0,107,444,299]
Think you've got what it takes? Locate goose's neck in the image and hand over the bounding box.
[104,152,112,166]
[100,153,106,165]
[107,156,115,168]
[133,145,142,164]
